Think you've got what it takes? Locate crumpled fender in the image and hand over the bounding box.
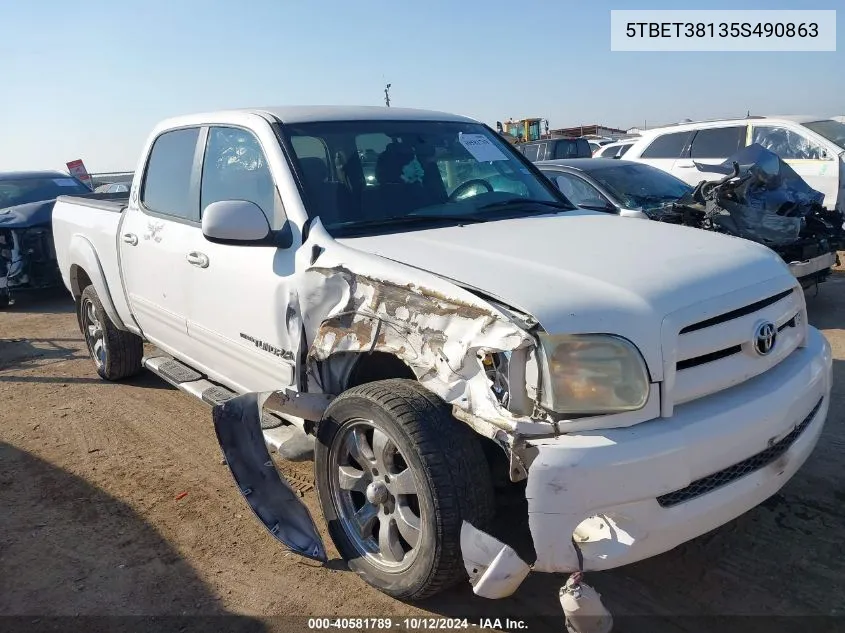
[213,391,327,562]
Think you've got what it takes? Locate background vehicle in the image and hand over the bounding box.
[586,138,614,154]
[53,106,831,603]
[516,137,592,161]
[0,171,91,305]
[624,116,845,212]
[537,158,688,217]
[538,157,844,288]
[593,140,635,159]
[497,117,547,143]
[95,181,132,193]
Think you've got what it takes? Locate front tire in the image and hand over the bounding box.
[78,285,143,381]
[315,379,494,600]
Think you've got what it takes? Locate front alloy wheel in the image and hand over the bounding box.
[329,419,423,572]
[315,379,495,600]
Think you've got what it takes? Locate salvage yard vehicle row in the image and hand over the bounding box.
[52,105,832,600]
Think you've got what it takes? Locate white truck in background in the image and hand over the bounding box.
[52,106,831,601]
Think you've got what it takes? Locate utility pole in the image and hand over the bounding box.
[384,83,391,107]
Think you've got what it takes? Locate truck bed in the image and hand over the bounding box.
[55,191,129,213]
[51,192,131,324]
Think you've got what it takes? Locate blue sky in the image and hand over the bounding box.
[1,0,842,172]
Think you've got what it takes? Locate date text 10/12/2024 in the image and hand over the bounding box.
[307,618,529,630]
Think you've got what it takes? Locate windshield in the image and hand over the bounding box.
[587,163,693,209]
[282,120,569,235]
[0,176,90,209]
[803,119,845,150]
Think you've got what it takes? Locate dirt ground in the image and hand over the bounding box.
[1,263,844,632]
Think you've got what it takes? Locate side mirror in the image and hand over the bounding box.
[202,200,271,245]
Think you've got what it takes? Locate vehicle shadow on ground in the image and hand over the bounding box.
[806,269,845,331]
[0,442,267,630]
[0,337,86,371]
[3,288,74,314]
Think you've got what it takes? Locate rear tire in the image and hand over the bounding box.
[78,285,143,380]
[315,379,494,600]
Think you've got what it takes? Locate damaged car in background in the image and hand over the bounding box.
[0,171,92,306]
[52,106,832,603]
[539,148,845,290]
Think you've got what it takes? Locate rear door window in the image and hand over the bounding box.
[141,127,201,221]
[640,131,693,159]
[689,126,746,158]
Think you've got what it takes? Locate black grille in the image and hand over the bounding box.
[677,345,742,371]
[675,313,798,372]
[657,397,823,508]
[679,289,793,334]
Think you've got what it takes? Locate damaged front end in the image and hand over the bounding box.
[0,200,64,304]
[211,254,553,571]
[210,226,665,603]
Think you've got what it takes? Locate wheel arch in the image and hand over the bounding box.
[66,236,128,331]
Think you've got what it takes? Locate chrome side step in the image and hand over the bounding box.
[142,354,316,461]
[143,355,230,404]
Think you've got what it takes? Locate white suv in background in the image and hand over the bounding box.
[624,116,845,212]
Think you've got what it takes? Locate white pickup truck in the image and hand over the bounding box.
[53,106,832,601]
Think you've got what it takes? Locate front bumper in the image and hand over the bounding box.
[523,326,831,574]
[787,250,837,282]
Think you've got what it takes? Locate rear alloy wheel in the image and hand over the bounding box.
[81,295,106,371]
[78,285,143,381]
[315,379,495,600]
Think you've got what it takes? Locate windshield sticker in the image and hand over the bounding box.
[53,178,80,186]
[401,157,425,184]
[458,133,507,162]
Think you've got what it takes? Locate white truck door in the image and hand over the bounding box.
[672,125,747,185]
[119,127,204,359]
[184,126,298,394]
[750,124,840,207]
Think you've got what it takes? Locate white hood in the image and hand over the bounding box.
[338,210,792,377]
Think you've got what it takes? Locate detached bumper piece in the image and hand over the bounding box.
[213,392,327,562]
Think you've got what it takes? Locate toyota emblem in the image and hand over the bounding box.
[754,321,777,356]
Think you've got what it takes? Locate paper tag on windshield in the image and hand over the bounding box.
[53,178,79,186]
[459,133,507,162]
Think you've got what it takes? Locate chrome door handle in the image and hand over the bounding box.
[122,233,138,245]
[186,251,209,268]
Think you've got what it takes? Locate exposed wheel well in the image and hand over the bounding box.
[345,351,416,389]
[70,265,92,298]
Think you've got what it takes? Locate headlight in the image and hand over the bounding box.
[536,333,650,415]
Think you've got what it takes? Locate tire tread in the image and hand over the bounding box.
[80,285,143,381]
[318,379,494,600]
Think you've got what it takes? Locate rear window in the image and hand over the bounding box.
[141,127,201,221]
[640,131,693,159]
